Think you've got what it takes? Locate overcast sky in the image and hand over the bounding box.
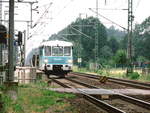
[2,0,149,38]
[2,0,149,35]
[4,0,148,37]
[2,0,149,57]
[38,0,150,36]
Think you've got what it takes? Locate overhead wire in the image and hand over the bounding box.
[117,0,128,9]
[54,0,74,18]
[69,25,94,40]
[28,2,53,39]
[31,0,75,39]
[56,34,69,41]
[30,0,129,40]
[134,0,141,13]
[32,2,53,28]
[89,8,127,31]
[47,0,75,39]
[97,8,128,11]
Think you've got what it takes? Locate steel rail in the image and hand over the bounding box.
[69,73,150,110]
[73,72,150,86]
[82,92,126,113]
[109,77,150,87]
[49,77,125,113]
[118,94,150,110]
[108,79,150,89]
[65,77,98,88]
[50,78,70,88]
[71,72,150,89]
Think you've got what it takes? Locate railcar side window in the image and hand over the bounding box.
[64,47,71,56]
[52,46,63,56]
[39,47,43,55]
[45,46,51,56]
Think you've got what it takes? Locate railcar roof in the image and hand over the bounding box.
[40,40,73,46]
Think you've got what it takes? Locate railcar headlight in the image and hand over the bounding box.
[68,59,72,63]
[44,59,48,63]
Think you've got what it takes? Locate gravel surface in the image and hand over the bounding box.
[67,74,134,89]
[46,75,150,113]
[55,78,88,88]
[104,99,150,113]
[68,97,107,113]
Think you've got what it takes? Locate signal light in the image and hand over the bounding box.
[0,24,7,44]
[18,31,22,45]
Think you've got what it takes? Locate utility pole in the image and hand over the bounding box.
[95,0,99,71]
[7,0,15,81]
[0,0,2,23]
[0,1,38,28]
[78,13,82,69]
[0,0,2,66]
[127,0,133,74]
[30,2,33,28]
[23,30,26,66]
[30,2,38,28]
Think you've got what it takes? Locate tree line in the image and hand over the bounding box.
[48,16,150,68]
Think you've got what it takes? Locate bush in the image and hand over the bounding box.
[126,72,140,80]
[97,69,103,75]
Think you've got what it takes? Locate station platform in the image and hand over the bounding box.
[46,88,150,96]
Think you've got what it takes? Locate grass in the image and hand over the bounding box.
[74,66,150,82]
[1,82,76,113]
[139,74,150,82]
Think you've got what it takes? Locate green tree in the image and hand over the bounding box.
[107,25,126,41]
[133,16,150,61]
[137,56,147,62]
[99,45,113,65]
[120,34,127,50]
[108,37,119,54]
[54,16,107,67]
[114,50,127,68]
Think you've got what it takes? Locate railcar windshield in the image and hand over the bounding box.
[44,46,51,56]
[52,46,63,56]
[64,46,71,56]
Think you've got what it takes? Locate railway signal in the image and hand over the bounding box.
[17,31,22,45]
[0,24,7,44]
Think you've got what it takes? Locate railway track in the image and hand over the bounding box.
[66,76,150,110]
[71,72,150,89]
[50,77,125,113]
[48,75,150,113]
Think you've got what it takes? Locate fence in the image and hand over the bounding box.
[15,67,36,84]
[142,68,150,75]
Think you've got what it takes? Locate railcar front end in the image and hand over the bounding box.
[38,40,73,77]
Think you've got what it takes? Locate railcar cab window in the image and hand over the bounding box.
[45,46,51,56]
[52,46,63,56]
[64,46,71,56]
